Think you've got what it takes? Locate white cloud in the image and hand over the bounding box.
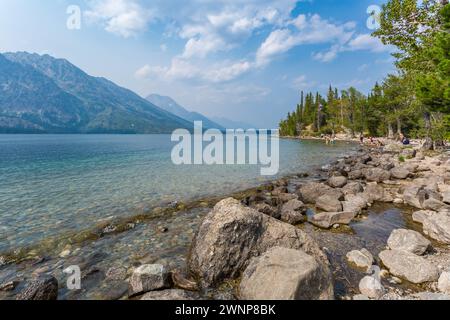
[256,14,356,66]
[135,58,252,83]
[291,75,317,90]
[85,0,154,38]
[346,34,388,53]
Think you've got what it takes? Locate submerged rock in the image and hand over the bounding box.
[379,250,439,284]
[346,249,374,270]
[129,264,169,296]
[239,247,333,300]
[188,198,332,289]
[387,229,431,255]
[359,276,384,299]
[16,275,58,300]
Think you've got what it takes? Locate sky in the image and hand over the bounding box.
[0,0,396,128]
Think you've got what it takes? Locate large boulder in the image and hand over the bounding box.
[363,183,385,203]
[363,168,391,183]
[280,199,307,225]
[252,203,280,219]
[422,211,450,244]
[298,182,332,204]
[342,182,364,196]
[390,167,411,180]
[387,229,431,255]
[309,211,357,229]
[348,169,363,180]
[16,275,58,300]
[328,176,348,188]
[316,194,343,213]
[346,249,374,270]
[359,276,384,299]
[188,198,331,288]
[412,210,435,224]
[438,271,450,295]
[443,191,450,205]
[342,194,368,214]
[379,250,439,284]
[404,184,442,209]
[239,247,333,300]
[129,264,169,296]
[423,198,447,211]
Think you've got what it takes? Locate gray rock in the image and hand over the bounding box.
[348,169,363,180]
[106,266,128,281]
[129,264,169,296]
[423,198,446,211]
[403,185,424,208]
[390,167,411,180]
[298,182,333,204]
[16,275,58,300]
[280,199,307,225]
[328,176,348,188]
[363,167,391,183]
[342,182,364,196]
[438,271,450,295]
[387,229,431,255]
[412,210,435,224]
[443,191,450,205]
[423,211,450,244]
[316,194,343,212]
[310,211,357,229]
[379,250,439,284]
[278,193,298,203]
[359,276,384,299]
[342,194,368,214]
[141,289,200,300]
[252,203,280,219]
[188,198,332,288]
[346,249,374,270]
[409,292,450,300]
[363,183,385,203]
[239,247,333,300]
[353,294,370,300]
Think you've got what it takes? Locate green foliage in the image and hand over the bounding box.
[398,155,406,162]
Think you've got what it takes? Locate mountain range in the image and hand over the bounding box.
[0,52,193,133]
[146,94,224,130]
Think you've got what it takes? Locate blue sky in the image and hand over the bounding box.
[0,0,396,128]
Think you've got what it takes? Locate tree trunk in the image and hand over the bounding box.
[422,111,433,150]
[388,123,394,139]
[396,117,402,137]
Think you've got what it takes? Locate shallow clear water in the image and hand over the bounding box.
[0,134,356,252]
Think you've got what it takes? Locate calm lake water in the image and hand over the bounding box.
[0,134,356,253]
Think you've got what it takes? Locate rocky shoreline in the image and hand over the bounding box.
[1,142,450,300]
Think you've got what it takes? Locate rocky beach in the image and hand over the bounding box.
[1,139,449,301]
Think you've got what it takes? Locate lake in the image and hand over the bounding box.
[0,134,356,253]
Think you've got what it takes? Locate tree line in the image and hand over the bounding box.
[279,0,449,149]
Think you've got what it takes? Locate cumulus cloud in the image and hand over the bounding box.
[85,0,154,38]
[256,14,355,66]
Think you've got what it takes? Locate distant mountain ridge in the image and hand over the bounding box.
[210,116,255,130]
[0,52,192,133]
[146,94,224,130]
